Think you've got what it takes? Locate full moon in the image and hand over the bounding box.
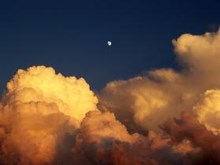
[107,41,112,46]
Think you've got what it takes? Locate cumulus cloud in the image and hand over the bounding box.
[194,89,220,134]
[0,66,97,164]
[4,66,98,122]
[173,31,220,74]
[74,111,158,165]
[0,29,220,165]
[0,66,194,165]
[162,112,220,165]
[98,69,190,132]
[99,29,220,133]
[74,111,192,165]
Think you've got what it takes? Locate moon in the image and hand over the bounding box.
[107,41,112,46]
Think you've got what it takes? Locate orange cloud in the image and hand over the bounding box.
[0,29,220,164]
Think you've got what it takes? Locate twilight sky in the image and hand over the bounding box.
[0,0,220,93]
[1,1,220,165]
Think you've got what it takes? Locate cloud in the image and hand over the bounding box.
[98,29,220,133]
[4,66,98,122]
[98,69,189,132]
[194,89,220,134]
[0,65,193,165]
[73,111,192,165]
[162,112,220,165]
[0,29,220,164]
[74,111,158,165]
[0,66,97,164]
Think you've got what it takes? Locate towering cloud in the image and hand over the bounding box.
[4,66,98,122]
[99,30,220,134]
[0,66,97,164]
[0,29,220,164]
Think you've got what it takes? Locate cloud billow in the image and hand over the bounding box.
[0,30,220,164]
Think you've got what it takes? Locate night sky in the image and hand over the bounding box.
[0,0,220,93]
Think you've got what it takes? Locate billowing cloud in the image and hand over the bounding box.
[0,66,97,164]
[74,111,158,165]
[162,112,220,165]
[98,30,220,133]
[0,66,195,165]
[98,69,190,132]
[4,66,98,122]
[194,89,220,134]
[0,29,220,164]
[74,111,192,165]
[173,31,220,75]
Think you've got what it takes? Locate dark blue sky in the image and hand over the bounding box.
[0,0,220,93]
